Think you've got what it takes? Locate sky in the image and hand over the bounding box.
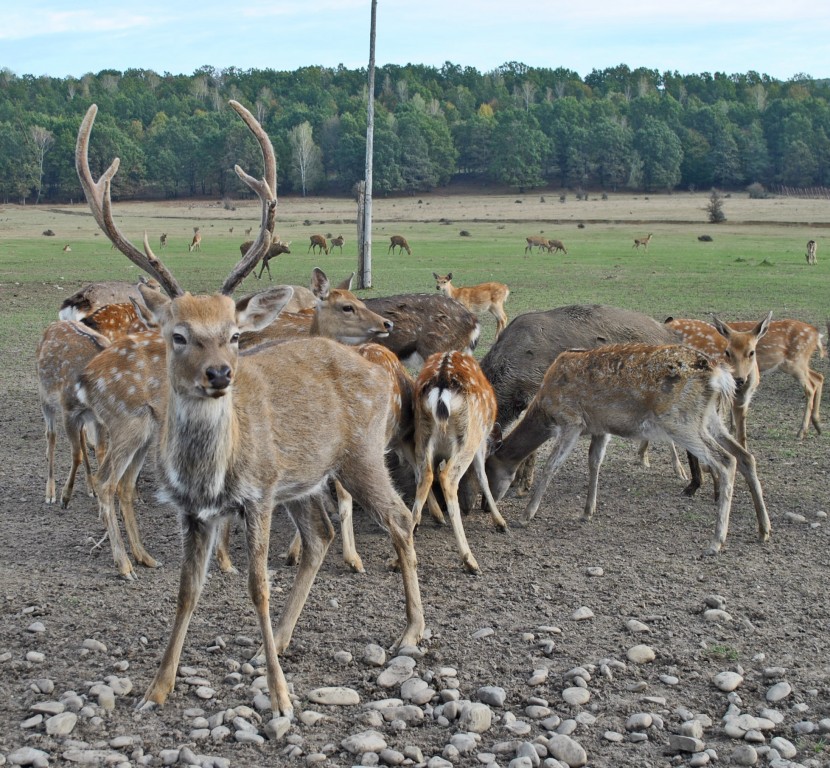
[3,0,829,83]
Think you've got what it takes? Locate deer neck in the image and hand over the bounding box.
[160,389,241,516]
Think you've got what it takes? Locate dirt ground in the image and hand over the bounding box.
[1,278,829,768]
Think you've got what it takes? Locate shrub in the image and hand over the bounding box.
[747,182,769,199]
[706,189,727,224]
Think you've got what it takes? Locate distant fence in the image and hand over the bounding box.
[770,185,830,199]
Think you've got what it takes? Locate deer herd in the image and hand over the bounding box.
[32,101,827,718]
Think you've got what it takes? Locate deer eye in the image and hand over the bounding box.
[230,332,240,344]
[172,332,187,346]
[342,304,354,313]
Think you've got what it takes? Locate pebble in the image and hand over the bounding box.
[546,733,588,767]
[81,638,107,653]
[626,645,656,663]
[264,716,292,740]
[377,656,416,688]
[626,712,653,731]
[306,686,360,706]
[703,609,732,623]
[340,729,387,754]
[571,607,594,621]
[769,737,797,758]
[26,622,45,633]
[704,594,727,609]
[626,619,650,633]
[45,711,77,736]
[731,744,758,765]
[604,730,624,742]
[766,681,792,702]
[528,668,549,685]
[26,651,45,663]
[472,627,495,639]
[562,687,590,706]
[670,735,706,753]
[8,747,50,767]
[585,567,604,577]
[713,671,744,691]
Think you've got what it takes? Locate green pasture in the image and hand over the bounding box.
[0,201,826,361]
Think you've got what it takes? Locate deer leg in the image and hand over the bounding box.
[43,408,57,504]
[637,440,651,469]
[437,448,483,573]
[343,461,425,651]
[244,500,294,718]
[137,515,217,711]
[732,400,750,450]
[117,445,160,569]
[714,428,771,543]
[521,427,582,525]
[809,369,823,435]
[471,447,507,532]
[335,479,365,573]
[682,452,704,497]
[95,449,136,580]
[271,495,335,654]
[215,517,236,573]
[667,442,689,480]
[285,530,302,566]
[411,446,436,530]
[584,433,611,520]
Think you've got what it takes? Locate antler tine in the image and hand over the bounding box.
[220,100,279,296]
[75,105,183,298]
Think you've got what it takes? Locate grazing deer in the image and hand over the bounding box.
[485,344,771,556]
[412,351,507,573]
[239,238,292,280]
[330,234,345,254]
[544,239,568,255]
[433,272,510,339]
[457,304,682,511]
[308,234,329,255]
[37,321,110,507]
[806,239,817,265]
[77,101,423,716]
[727,317,825,439]
[524,235,549,254]
[388,235,412,255]
[363,293,480,368]
[188,228,201,252]
[62,244,72,253]
[58,277,162,321]
[633,233,653,250]
[159,233,168,249]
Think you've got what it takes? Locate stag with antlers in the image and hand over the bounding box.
[76,102,424,716]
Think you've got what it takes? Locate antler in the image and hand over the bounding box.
[76,101,279,298]
[221,100,278,296]
[76,105,183,297]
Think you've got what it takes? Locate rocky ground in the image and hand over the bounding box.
[1,282,830,768]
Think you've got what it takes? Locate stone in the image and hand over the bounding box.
[669,735,706,753]
[626,644,656,663]
[765,681,792,702]
[731,744,758,765]
[45,711,77,736]
[571,607,594,621]
[546,734,587,767]
[477,686,507,707]
[713,671,743,691]
[625,713,653,731]
[459,702,493,733]
[562,687,590,706]
[306,686,360,706]
[340,729,387,754]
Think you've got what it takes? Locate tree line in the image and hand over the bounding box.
[1,62,828,203]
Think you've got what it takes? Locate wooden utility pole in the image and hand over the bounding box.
[357,0,377,288]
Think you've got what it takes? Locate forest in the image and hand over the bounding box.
[1,61,829,203]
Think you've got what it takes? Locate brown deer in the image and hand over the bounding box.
[80,300,156,340]
[485,344,771,556]
[77,101,423,716]
[524,235,549,253]
[330,234,345,253]
[388,235,412,255]
[412,351,507,573]
[188,228,201,252]
[544,239,568,255]
[806,239,817,265]
[432,272,510,339]
[308,234,329,255]
[633,233,653,250]
[238,238,292,280]
[36,321,110,507]
[58,277,162,321]
[362,293,480,368]
[159,233,168,249]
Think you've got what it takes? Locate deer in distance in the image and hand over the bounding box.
[308,234,329,255]
[432,272,510,340]
[485,343,771,556]
[544,239,568,255]
[633,233,653,250]
[239,238,292,280]
[806,239,817,265]
[330,234,345,253]
[524,235,549,253]
[76,101,424,717]
[388,235,412,255]
[188,228,201,252]
[159,233,168,249]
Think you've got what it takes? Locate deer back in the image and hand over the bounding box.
[80,302,150,341]
[58,279,162,321]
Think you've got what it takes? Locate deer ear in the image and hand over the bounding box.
[487,423,504,455]
[711,315,730,339]
[335,272,354,291]
[311,268,330,300]
[754,311,773,339]
[236,286,294,333]
[129,296,158,330]
[447,272,453,281]
[138,282,171,325]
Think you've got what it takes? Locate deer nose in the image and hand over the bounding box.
[733,376,746,390]
[206,365,232,390]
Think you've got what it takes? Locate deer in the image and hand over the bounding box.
[80,300,157,340]
[485,343,771,556]
[62,244,72,253]
[633,233,653,250]
[362,293,480,368]
[806,239,817,265]
[77,101,424,716]
[411,350,507,573]
[456,304,685,512]
[388,235,412,255]
[432,272,510,339]
[58,277,162,321]
[330,234,345,254]
[544,239,568,255]
[238,238,292,280]
[37,320,110,508]
[188,228,201,252]
[159,233,168,249]
[524,235,549,254]
[308,234,329,255]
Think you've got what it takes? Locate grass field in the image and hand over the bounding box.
[1,190,827,360]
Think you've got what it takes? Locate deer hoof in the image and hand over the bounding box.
[462,555,481,574]
[135,697,160,713]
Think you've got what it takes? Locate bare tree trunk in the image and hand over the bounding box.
[358,0,377,289]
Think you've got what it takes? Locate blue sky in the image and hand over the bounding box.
[3,0,828,81]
